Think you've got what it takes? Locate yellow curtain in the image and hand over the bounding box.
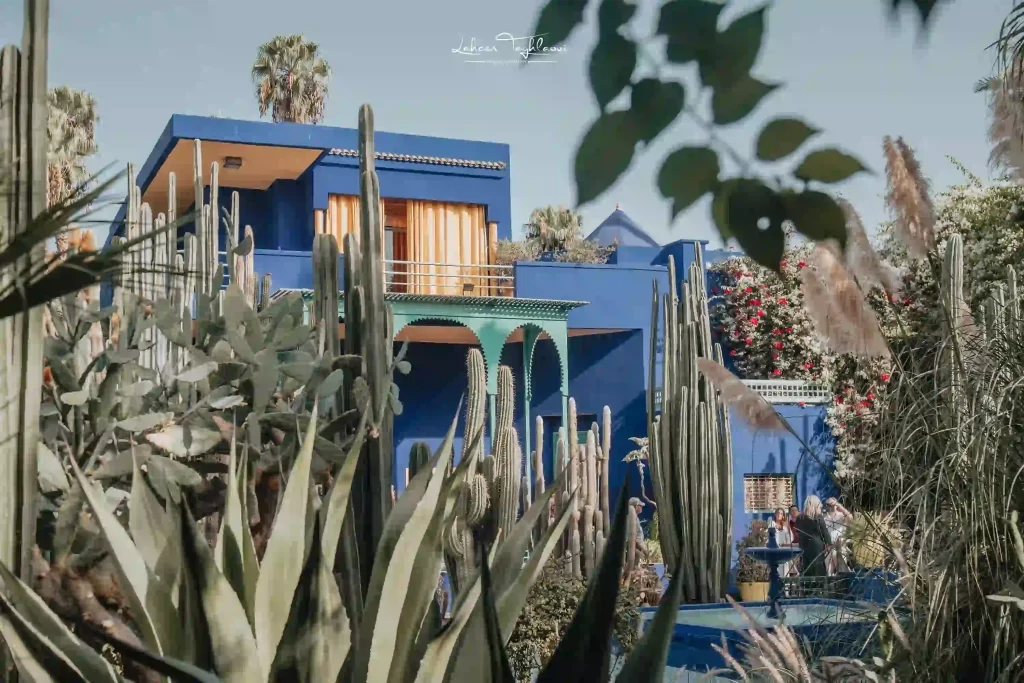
[325,194,385,255]
[405,201,486,295]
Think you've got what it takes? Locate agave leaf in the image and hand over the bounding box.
[180,504,264,683]
[215,436,254,625]
[367,412,464,683]
[0,560,121,682]
[129,446,171,572]
[535,488,629,683]
[351,410,461,683]
[0,611,62,682]
[496,487,576,640]
[320,402,370,564]
[447,481,576,681]
[253,401,319,675]
[478,539,517,683]
[146,425,222,458]
[118,412,173,434]
[295,524,351,683]
[236,450,261,622]
[412,552,489,683]
[390,428,482,683]
[37,442,69,494]
[66,456,175,656]
[177,362,219,383]
[614,565,684,681]
[84,618,224,683]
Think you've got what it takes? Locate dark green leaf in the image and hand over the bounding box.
[699,6,766,89]
[726,180,787,271]
[658,0,723,64]
[47,355,81,393]
[630,79,685,143]
[574,111,640,206]
[756,118,820,162]
[536,488,629,683]
[106,348,140,364]
[598,0,636,33]
[888,0,945,28]
[711,179,742,240]
[528,0,590,62]
[589,34,637,109]
[615,567,684,681]
[658,146,720,219]
[781,190,848,247]
[793,148,868,184]
[711,75,778,125]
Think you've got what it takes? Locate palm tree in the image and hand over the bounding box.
[46,86,98,207]
[525,205,584,252]
[251,35,331,124]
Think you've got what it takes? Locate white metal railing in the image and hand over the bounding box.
[383,259,514,297]
[653,379,829,411]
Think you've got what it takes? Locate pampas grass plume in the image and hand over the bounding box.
[883,136,936,260]
[696,358,786,431]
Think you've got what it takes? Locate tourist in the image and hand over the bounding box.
[628,497,650,565]
[770,507,795,578]
[824,497,853,574]
[787,504,802,573]
[793,495,831,578]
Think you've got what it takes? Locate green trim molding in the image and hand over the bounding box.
[274,289,587,472]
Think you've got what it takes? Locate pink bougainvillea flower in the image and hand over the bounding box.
[773,342,784,349]
[744,336,753,345]
[798,261,806,268]
[773,368,782,376]
[744,287,753,293]
[778,298,788,305]
[880,373,891,382]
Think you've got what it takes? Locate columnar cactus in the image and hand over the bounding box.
[646,252,734,603]
[259,273,272,312]
[463,348,486,472]
[601,406,611,538]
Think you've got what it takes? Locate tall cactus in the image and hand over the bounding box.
[940,234,966,436]
[0,2,48,581]
[646,251,733,603]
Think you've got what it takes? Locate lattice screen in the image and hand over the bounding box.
[743,474,795,513]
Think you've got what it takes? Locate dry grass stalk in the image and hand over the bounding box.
[838,199,901,294]
[696,358,786,431]
[801,244,890,359]
[985,72,1024,181]
[883,136,936,260]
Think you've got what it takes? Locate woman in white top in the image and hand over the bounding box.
[823,497,852,574]
[770,507,795,578]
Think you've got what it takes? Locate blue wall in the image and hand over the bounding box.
[728,403,836,587]
[391,329,648,505]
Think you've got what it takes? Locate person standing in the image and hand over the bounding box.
[823,497,852,574]
[770,507,795,579]
[793,495,831,578]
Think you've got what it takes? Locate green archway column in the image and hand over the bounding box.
[521,326,541,493]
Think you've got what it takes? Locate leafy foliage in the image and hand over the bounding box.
[251,35,331,124]
[735,521,770,583]
[528,0,874,272]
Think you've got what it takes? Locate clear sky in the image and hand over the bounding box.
[0,0,1011,247]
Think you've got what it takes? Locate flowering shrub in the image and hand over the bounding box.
[708,169,1024,481]
[708,245,893,479]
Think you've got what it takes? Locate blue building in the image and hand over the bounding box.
[110,114,835,572]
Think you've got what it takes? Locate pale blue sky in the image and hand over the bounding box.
[0,0,1012,247]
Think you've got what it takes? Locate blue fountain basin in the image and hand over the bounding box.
[632,598,877,681]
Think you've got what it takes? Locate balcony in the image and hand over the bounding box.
[383,259,514,297]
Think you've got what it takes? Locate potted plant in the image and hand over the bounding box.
[736,520,771,602]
